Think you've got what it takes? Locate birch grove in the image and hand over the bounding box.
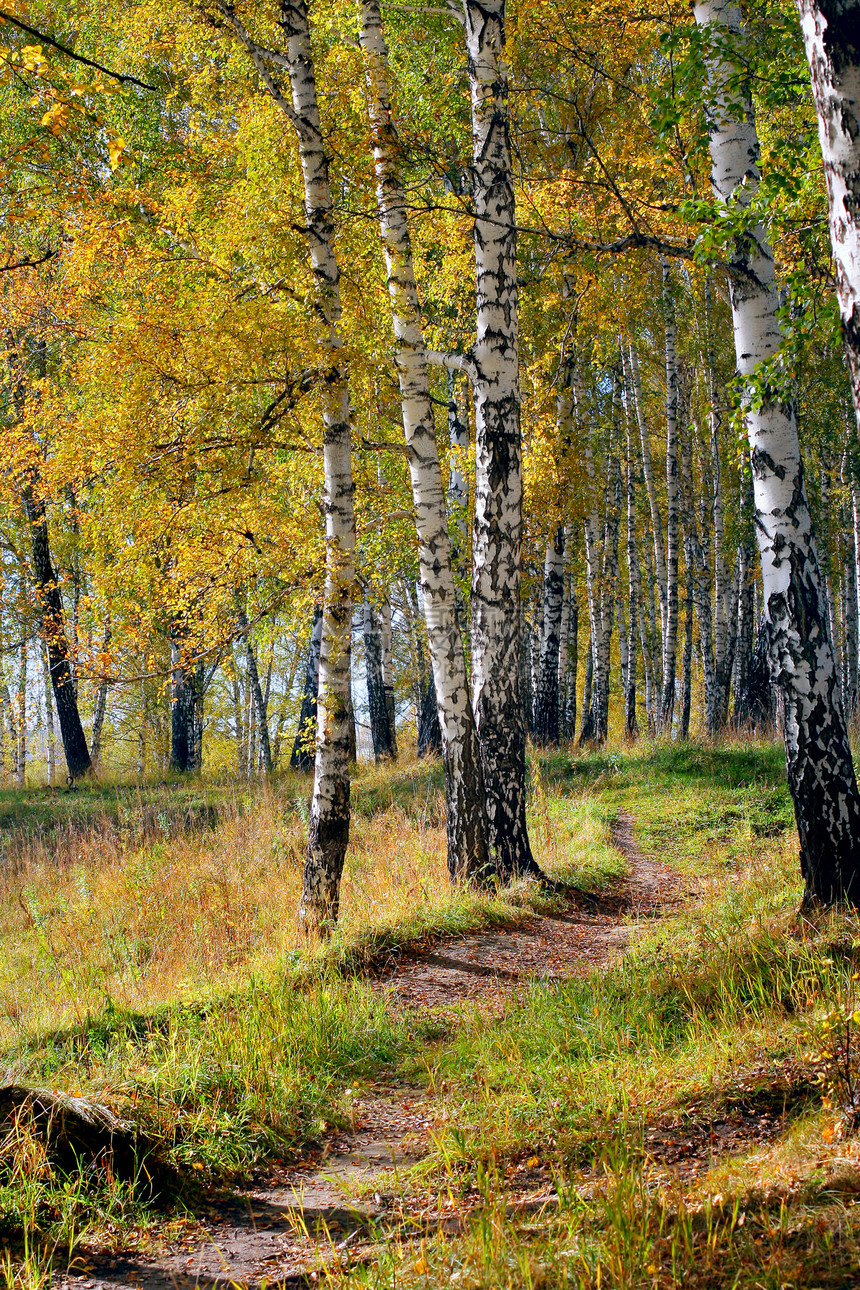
[2,0,860,914]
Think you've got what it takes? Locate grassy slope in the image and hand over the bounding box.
[2,742,860,1287]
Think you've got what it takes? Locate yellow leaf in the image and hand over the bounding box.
[108,136,126,170]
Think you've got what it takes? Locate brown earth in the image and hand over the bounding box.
[53,812,683,1290]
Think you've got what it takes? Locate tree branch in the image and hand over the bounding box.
[0,247,55,272]
[0,9,156,89]
[426,349,479,384]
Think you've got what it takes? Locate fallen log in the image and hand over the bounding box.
[0,1084,151,1178]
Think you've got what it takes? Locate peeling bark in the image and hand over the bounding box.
[360,0,491,880]
[363,595,395,761]
[533,526,565,745]
[660,262,680,733]
[697,0,860,904]
[797,1,860,429]
[463,0,537,878]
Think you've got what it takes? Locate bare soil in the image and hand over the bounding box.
[53,812,683,1290]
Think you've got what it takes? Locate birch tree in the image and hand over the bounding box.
[660,263,680,732]
[696,0,860,904]
[214,0,357,928]
[796,2,860,428]
[425,0,537,876]
[359,0,490,878]
[533,526,565,744]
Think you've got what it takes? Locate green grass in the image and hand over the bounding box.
[4,740,860,1287]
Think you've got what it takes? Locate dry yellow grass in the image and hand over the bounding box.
[0,755,619,1045]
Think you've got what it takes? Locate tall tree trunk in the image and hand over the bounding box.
[660,262,680,733]
[363,595,395,760]
[462,0,538,878]
[626,341,667,640]
[90,625,111,773]
[533,526,565,745]
[16,639,26,788]
[680,419,718,733]
[239,610,273,774]
[170,631,203,774]
[697,0,860,904]
[680,565,694,741]
[219,0,358,926]
[704,277,732,729]
[566,593,579,740]
[23,488,92,780]
[625,408,640,739]
[359,0,490,878]
[581,432,611,745]
[39,638,56,785]
[378,596,398,757]
[579,636,594,743]
[291,605,323,770]
[797,1,860,428]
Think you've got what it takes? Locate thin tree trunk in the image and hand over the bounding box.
[239,610,273,774]
[579,636,594,742]
[697,0,860,904]
[291,605,323,770]
[219,0,358,926]
[533,526,565,745]
[627,341,667,639]
[704,277,731,729]
[625,407,640,739]
[581,431,611,745]
[90,624,111,773]
[566,594,579,740]
[378,596,397,757]
[797,1,860,430]
[660,262,680,733]
[39,638,56,784]
[16,639,26,788]
[363,595,395,761]
[680,418,718,733]
[359,0,490,878]
[680,565,694,741]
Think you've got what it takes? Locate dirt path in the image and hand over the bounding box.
[54,812,681,1290]
[379,810,680,1009]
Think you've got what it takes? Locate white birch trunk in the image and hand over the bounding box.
[359,0,490,877]
[581,431,610,744]
[533,526,565,745]
[378,595,397,756]
[696,0,860,904]
[797,2,860,428]
[660,263,680,732]
[463,0,537,876]
[218,0,358,922]
[217,0,355,915]
[363,594,394,760]
[626,341,667,640]
[625,412,640,738]
[680,419,718,733]
[704,277,731,728]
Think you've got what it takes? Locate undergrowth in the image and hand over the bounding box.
[2,739,860,1287]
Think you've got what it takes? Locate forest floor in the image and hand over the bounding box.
[3,739,860,1288]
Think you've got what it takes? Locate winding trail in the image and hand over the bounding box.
[53,813,681,1290]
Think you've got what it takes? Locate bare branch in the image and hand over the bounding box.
[0,9,156,89]
[0,247,55,272]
